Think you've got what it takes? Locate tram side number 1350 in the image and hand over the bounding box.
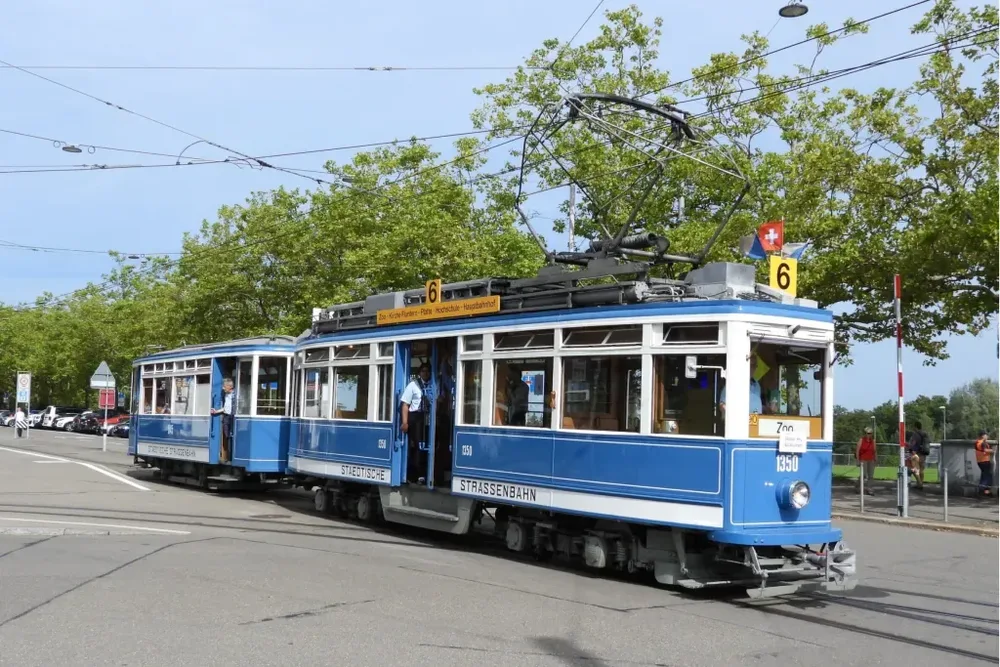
[776,454,800,472]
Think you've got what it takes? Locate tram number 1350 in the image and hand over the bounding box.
[776,454,800,472]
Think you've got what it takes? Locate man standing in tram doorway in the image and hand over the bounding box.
[400,364,431,484]
[718,354,763,416]
[211,378,235,464]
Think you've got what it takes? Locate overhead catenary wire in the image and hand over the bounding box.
[4,28,990,263]
[0,64,544,72]
[8,18,991,305]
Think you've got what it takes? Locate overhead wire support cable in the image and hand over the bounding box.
[1,64,543,72]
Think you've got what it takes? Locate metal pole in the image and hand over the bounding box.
[860,455,865,513]
[102,399,108,452]
[568,183,577,252]
[943,454,949,522]
[894,274,908,518]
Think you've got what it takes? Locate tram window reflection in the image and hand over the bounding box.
[195,375,211,415]
[493,358,553,428]
[334,367,369,420]
[751,344,824,420]
[256,357,287,416]
[142,378,154,414]
[237,361,253,416]
[562,356,641,432]
[303,368,329,418]
[461,360,482,425]
[172,376,194,416]
[376,365,393,421]
[653,354,725,436]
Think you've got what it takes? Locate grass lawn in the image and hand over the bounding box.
[832,464,940,484]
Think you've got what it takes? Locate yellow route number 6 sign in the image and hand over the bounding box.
[769,256,798,297]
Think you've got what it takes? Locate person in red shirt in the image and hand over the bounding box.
[856,426,876,495]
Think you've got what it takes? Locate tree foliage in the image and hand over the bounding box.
[0,0,995,409]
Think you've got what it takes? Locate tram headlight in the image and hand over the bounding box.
[777,480,811,510]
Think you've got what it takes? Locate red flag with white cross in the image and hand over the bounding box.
[758,220,784,253]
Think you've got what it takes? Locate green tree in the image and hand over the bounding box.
[470,1,998,363]
[947,377,999,438]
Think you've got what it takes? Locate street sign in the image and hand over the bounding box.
[90,361,116,389]
[117,391,125,408]
[16,372,31,404]
[768,256,798,298]
[99,388,116,409]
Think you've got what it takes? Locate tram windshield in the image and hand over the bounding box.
[750,343,824,418]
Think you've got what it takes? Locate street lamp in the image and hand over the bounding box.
[940,405,947,440]
[871,415,877,440]
[778,2,809,18]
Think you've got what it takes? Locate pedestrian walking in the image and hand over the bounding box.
[856,426,876,495]
[14,406,27,438]
[974,429,993,497]
[907,421,930,489]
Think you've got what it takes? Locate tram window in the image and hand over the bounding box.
[378,342,394,359]
[154,378,169,414]
[463,335,483,353]
[494,330,554,351]
[172,376,194,416]
[748,344,824,420]
[256,357,287,416]
[305,348,330,363]
[663,324,719,345]
[493,358,553,428]
[334,345,370,360]
[562,356,642,432]
[196,359,211,369]
[563,325,642,348]
[461,360,482,425]
[334,367,369,420]
[142,378,154,414]
[185,360,196,370]
[195,375,211,415]
[653,354,726,436]
[237,361,253,416]
[303,368,330,418]
[376,365,393,421]
[143,365,154,374]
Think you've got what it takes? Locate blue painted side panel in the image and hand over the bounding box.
[128,415,137,456]
[232,418,291,473]
[710,440,840,545]
[288,419,393,467]
[454,427,723,504]
[134,415,211,456]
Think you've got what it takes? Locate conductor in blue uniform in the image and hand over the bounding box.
[400,364,431,483]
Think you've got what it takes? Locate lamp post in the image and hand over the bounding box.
[940,405,947,440]
[778,2,809,18]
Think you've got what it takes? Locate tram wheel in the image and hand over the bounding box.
[314,488,330,514]
[356,494,374,522]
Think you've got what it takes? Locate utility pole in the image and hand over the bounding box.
[568,183,576,252]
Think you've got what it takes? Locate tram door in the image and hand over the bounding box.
[390,338,457,489]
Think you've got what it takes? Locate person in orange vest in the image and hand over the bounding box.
[856,426,876,495]
[974,429,993,497]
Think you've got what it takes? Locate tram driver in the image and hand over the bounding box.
[718,353,764,417]
[211,378,235,464]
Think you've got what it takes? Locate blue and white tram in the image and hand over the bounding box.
[128,336,296,488]
[291,261,857,597]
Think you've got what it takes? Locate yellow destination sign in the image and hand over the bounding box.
[377,295,500,326]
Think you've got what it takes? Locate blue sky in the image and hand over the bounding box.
[1,0,995,410]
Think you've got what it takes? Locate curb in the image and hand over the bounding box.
[832,512,999,537]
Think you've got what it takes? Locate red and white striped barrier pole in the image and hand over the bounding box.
[895,274,908,518]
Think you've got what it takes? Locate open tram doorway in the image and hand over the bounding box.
[398,337,457,489]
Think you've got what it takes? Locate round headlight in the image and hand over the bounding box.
[790,481,811,509]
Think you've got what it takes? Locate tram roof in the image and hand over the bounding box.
[134,336,296,364]
[299,297,833,347]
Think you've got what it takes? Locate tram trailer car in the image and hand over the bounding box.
[288,261,857,598]
[128,336,296,490]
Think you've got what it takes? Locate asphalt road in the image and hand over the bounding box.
[1,428,997,667]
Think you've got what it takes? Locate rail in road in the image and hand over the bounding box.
[1,429,997,666]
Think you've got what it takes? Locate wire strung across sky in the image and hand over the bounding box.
[7,1,990,308]
[3,24,991,266]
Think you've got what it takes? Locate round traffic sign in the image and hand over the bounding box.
[18,375,29,387]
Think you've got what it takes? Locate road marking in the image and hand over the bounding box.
[33,460,71,464]
[0,446,151,492]
[0,516,190,535]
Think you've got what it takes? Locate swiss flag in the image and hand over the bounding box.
[758,220,784,253]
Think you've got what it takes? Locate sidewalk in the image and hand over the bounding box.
[832,479,998,534]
